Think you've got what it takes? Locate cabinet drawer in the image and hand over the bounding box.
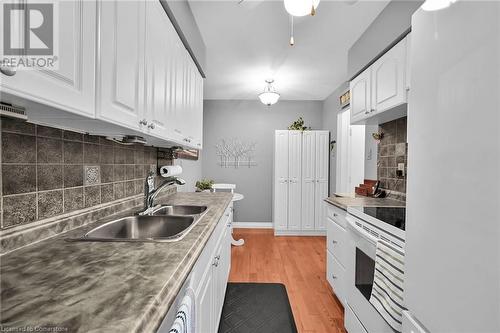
[345,303,368,333]
[327,218,347,267]
[327,250,346,306]
[327,205,347,228]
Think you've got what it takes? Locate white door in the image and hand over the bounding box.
[144,0,171,139]
[1,0,96,117]
[314,131,329,230]
[97,0,145,129]
[350,67,371,124]
[371,37,407,114]
[273,131,289,230]
[301,131,316,230]
[287,131,302,230]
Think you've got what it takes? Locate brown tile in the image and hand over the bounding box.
[63,141,83,164]
[125,165,135,180]
[135,165,145,179]
[83,143,100,164]
[125,149,135,164]
[2,193,37,227]
[84,186,100,208]
[114,165,125,181]
[395,143,406,156]
[64,187,84,212]
[100,146,114,164]
[83,166,100,186]
[379,145,388,157]
[396,155,406,164]
[83,134,100,144]
[36,125,62,138]
[396,117,407,143]
[2,133,36,163]
[125,181,135,197]
[388,168,397,178]
[114,148,127,164]
[101,184,114,203]
[114,182,125,200]
[37,164,63,191]
[100,165,114,183]
[1,117,35,135]
[99,137,113,146]
[63,165,83,188]
[38,190,63,219]
[134,148,145,164]
[2,164,36,195]
[135,179,143,195]
[63,130,83,141]
[37,137,63,164]
[386,144,395,156]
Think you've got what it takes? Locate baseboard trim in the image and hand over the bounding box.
[274,230,327,236]
[232,222,273,229]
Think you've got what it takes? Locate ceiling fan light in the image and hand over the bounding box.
[284,0,320,17]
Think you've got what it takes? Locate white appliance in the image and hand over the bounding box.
[405,2,500,333]
[273,130,329,235]
[345,206,406,333]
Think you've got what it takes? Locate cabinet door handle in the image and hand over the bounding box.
[371,108,376,112]
[213,259,219,267]
[0,65,16,76]
[139,119,148,126]
[332,274,337,279]
[147,122,155,129]
[333,213,338,217]
[332,240,338,244]
[364,111,370,115]
[215,255,220,260]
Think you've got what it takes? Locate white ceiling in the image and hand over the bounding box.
[189,0,389,100]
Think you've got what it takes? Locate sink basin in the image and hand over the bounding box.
[152,205,207,216]
[73,215,195,242]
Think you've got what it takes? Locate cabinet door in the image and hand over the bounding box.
[350,67,371,124]
[301,131,316,230]
[1,0,96,117]
[288,131,302,230]
[197,264,214,333]
[97,0,145,129]
[314,131,329,230]
[371,37,407,114]
[274,131,289,230]
[144,0,171,139]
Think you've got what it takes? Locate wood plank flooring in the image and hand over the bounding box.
[229,229,346,333]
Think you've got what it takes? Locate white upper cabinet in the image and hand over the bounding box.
[97,0,145,129]
[371,37,407,115]
[350,67,371,124]
[1,0,97,117]
[350,36,409,125]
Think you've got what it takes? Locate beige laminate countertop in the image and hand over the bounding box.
[324,195,406,211]
[0,192,232,333]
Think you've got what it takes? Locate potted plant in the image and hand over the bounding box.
[196,179,214,192]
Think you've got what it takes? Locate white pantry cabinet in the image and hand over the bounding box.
[274,130,329,235]
[0,0,97,117]
[350,36,409,125]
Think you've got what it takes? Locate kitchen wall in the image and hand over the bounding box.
[202,100,323,223]
[377,117,407,200]
[174,158,202,193]
[347,0,423,78]
[0,117,166,229]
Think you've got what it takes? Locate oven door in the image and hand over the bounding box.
[345,216,395,333]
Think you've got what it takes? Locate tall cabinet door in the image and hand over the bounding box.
[97,0,145,129]
[288,131,302,230]
[274,131,289,230]
[350,67,371,124]
[1,0,97,117]
[301,131,316,230]
[371,37,407,114]
[314,131,329,230]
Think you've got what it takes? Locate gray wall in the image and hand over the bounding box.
[202,100,323,223]
[174,158,202,193]
[347,0,423,78]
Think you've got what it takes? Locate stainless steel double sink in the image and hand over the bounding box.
[68,205,208,243]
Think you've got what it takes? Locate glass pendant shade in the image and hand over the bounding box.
[284,0,320,17]
[421,0,455,11]
[259,80,280,106]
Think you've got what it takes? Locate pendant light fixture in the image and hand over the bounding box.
[421,0,456,11]
[258,79,280,106]
[284,0,320,17]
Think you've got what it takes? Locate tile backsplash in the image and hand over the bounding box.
[377,117,407,200]
[0,117,169,229]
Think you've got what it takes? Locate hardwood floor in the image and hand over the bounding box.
[229,229,346,333]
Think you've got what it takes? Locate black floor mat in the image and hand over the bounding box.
[218,283,298,333]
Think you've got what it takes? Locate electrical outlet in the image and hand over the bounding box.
[397,163,405,177]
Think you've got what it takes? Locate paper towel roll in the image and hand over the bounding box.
[159,165,182,177]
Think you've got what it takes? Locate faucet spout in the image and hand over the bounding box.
[139,172,185,215]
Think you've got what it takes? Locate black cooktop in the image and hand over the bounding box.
[360,207,406,231]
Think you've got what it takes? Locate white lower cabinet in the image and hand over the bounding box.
[345,303,368,333]
[326,204,348,306]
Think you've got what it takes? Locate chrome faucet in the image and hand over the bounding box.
[139,171,186,215]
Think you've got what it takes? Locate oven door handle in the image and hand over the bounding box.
[346,215,379,244]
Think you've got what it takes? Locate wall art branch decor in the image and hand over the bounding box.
[215,138,257,168]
